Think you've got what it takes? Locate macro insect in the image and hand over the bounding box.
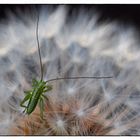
[20,12,113,119]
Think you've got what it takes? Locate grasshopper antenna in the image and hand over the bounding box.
[36,11,44,81]
[35,11,113,83]
[45,76,113,83]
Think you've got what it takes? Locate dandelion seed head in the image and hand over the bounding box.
[0,5,140,135]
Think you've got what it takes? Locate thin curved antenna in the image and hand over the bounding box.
[35,11,113,82]
[45,76,113,83]
[36,11,43,81]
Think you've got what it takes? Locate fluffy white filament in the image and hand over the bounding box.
[0,5,139,135]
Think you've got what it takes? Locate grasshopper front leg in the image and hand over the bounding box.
[41,85,52,100]
[41,94,48,100]
[43,85,53,93]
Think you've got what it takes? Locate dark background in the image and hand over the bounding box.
[0,5,140,28]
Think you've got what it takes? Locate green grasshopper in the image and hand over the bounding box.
[20,12,113,119]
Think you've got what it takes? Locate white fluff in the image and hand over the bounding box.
[0,5,140,135]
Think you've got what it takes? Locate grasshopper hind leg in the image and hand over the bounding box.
[39,96,46,120]
[20,91,32,114]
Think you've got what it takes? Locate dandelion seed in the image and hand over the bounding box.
[56,119,65,128]
[76,109,85,117]
[67,87,76,95]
